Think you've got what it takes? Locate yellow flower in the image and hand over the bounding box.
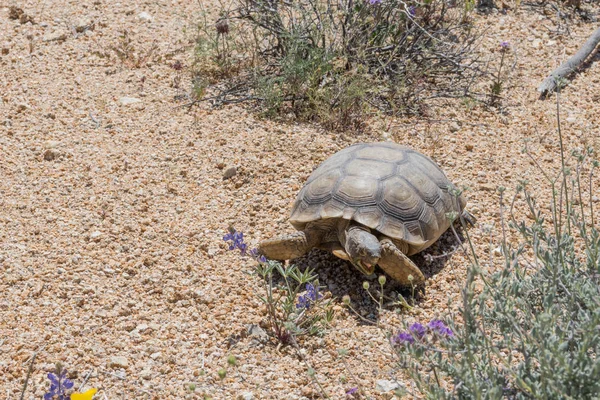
[70,388,98,400]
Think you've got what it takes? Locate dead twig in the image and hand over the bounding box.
[78,369,94,391]
[538,26,600,96]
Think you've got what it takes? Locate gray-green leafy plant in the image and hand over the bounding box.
[223,229,335,344]
[255,260,335,343]
[394,93,600,399]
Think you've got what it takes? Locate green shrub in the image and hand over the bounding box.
[193,0,485,128]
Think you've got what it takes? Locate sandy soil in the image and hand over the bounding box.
[1,0,599,398]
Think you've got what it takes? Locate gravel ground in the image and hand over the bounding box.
[1,1,599,399]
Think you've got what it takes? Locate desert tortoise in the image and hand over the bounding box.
[258,142,468,285]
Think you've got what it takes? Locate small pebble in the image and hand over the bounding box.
[223,166,237,180]
[140,369,153,380]
[43,31,68,42]
[75,18,94,33]
[109,356,129,369]
[43,149,60,161]
[90,231,102,241]
[138,12,153,21]
[119,97,142,106]
[45,140,60,149]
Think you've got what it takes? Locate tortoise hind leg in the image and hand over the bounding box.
[258,231,322,260]
[377,238,425,285]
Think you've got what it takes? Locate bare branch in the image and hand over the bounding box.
[538,26,600,96]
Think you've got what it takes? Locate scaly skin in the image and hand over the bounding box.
[377,237,425,285]
[257,230,322,260]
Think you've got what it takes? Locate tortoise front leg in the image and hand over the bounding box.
[258,230,322,260]
[377,238,425,285]
[316,241,351,261]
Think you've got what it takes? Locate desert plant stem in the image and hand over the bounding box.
[589,167,596,227]
[19,347,43,400]
[556,88,569,234]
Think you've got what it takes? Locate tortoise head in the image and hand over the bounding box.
[344,228,381,276]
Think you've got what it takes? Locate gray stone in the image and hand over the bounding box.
[247,324,268,341]
[376,379,400,393]
[223,166,237,180]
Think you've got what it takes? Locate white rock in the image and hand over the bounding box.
[138,12,153,21]
[109,356,129,369]
[376,379,400,393]
[45,140,60,149]
[140,369,153,380]
[119,97,142,106]
[238,393,254,400]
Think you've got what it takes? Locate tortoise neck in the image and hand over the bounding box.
[337,220,371,246]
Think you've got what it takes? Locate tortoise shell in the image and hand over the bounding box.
[289,142,465,254]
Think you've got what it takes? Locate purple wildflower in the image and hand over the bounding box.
[408,5,416,17]
[346,387,359,395]
[248,248,267,263]
[500,41,510,51]
[428,319,453,336]
[296,283,323,310]
[392,331,415,345]
[369,0,382,5]
[223,229,247,255]
[44,370,74,400]
[409,322,426,338]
